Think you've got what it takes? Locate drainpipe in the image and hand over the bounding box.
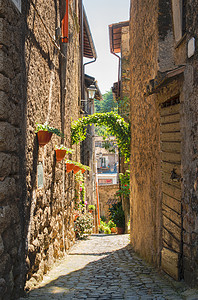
[112,52,121,99]
[84,57,96,68]
[80,0,84,100]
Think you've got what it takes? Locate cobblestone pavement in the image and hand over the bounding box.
[20,234,198,300]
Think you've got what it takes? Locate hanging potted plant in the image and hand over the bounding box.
[65,160,90,174]
[55,145,73,162]
[88,204,95,214]
[73,165,81,174]
[35,123,64,146]
[65,160,75,173]
[80,164,91,173]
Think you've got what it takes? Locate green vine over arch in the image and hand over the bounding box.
[71,112,131,161]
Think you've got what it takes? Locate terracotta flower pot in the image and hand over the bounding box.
[37,130,52,146]
[74,214,78,221]
[66,163,75,173]
[73,165,81,174]
[55,149,66,162]
[111,227,117,234]
[116,227,124,234]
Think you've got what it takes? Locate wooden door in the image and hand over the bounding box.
[160,96,182,280]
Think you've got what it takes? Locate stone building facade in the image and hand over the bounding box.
[98,184,119,221]
[0,0,96,299]
[109,21,130,233]
[130,0,198,286]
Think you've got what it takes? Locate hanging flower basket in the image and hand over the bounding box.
[37,130,52,146]
[55,149,67,162]
[66,162,75,173]
[73,165,81,174]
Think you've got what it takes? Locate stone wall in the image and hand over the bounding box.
[0,0,25,298]
[129,0,198,286]
[120,25,130,123]
[129,0,162,265]
[98,184,119,221]
[181,0,198,286]
[24,0,81,291]
[0,0,82,298]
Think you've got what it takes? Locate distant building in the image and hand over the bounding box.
[95,136,118,185]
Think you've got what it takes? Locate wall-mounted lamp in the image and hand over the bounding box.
[87,84,97,100]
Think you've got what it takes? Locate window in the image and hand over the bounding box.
[172,0,186,42]
[101,157,106,168]
[11,0,21,12]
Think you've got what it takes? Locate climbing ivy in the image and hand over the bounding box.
[71,112,131,161]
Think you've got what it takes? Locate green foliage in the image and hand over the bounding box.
[75,172,85,204]
[104,227,111,234]
[109,201,125,228]
[94,91,117,114]
[65,159,91,171]
[55,144,73,153]
[74,213,93,239]
[99,220,116,234]
[71,112,130,162]
[108,220,116,229]
[103,140,117,153]
[116,171,130,198]
[94,91,117,136]
[35,122,64,137]
[88,205,96,211]
[99,220,109,233]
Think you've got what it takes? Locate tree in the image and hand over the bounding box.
[94,90,118,136]
[94,91,118,113]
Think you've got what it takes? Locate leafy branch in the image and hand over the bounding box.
[71,112,130,161]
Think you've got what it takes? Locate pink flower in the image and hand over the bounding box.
[85,201,87,205]
[80,187,82,191]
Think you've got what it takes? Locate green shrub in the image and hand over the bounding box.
[104,227,111,234]
[74,213,93,239]
[108,220,116,229]
[109,201,125,228]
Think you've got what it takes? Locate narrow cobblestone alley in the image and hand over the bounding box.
[19,235,198,300]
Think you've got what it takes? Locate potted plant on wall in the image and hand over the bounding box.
[55,145,73,162]
[88,204,95,213]
[65,160,91,174]
[65,160,75,173]
[35,123,64,146]
[109,201,125,234]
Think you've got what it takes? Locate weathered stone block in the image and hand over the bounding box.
[0,91,11,121]
[0,73,10,94]
[11,73,22,100]
[0,18,12,48]
[0,277,7,298]
[0,49,14,79]
[0,122,20,152]
[0,153,12,178]
[0,235,4,256]
[0,253,10,277]
[0,177,17,203]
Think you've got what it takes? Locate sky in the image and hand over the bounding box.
[83,0,130,95]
